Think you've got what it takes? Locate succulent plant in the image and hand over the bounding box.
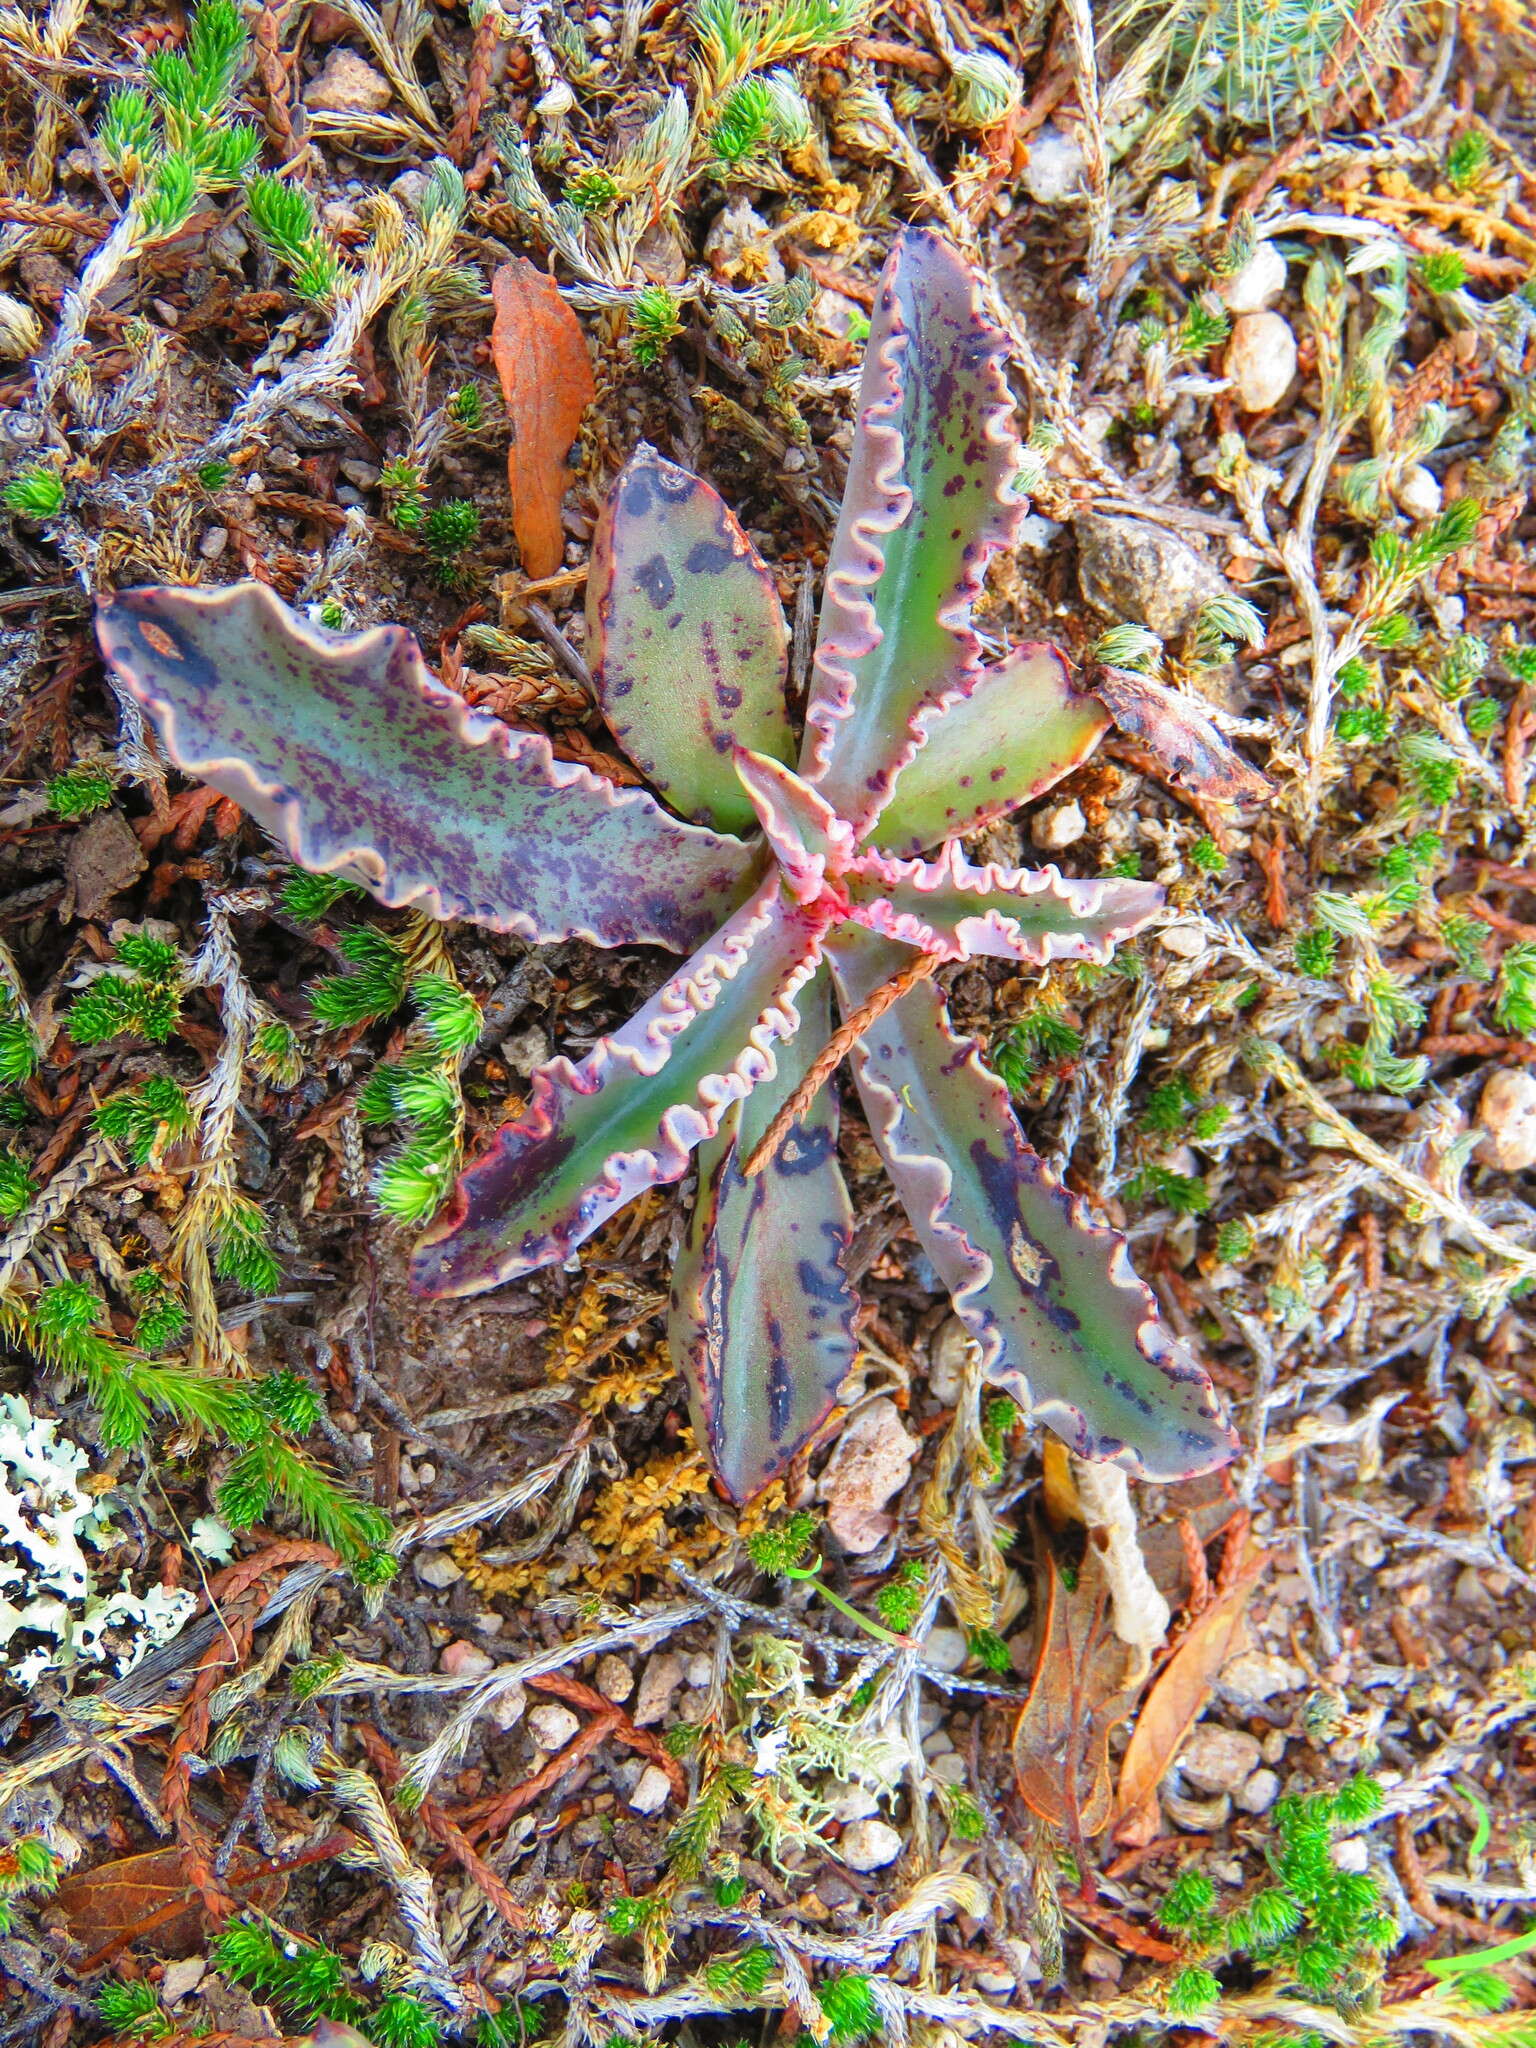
[96,231,1256,1502]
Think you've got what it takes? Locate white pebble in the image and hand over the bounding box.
[1236,1768,1281,1815]
[1332,1837,1370,1874]
[1158,925,1208,960]
[632,1651,684,1726]
[1031,800,1086,852]
[1179,1724,1263,1796]
[1396,464,1443,521]
[1218,241,1287,315]
[920,1627,969,1673]
[199,527,228,562]
[439,1639,494,1680]
[528,1703,581,1751]
[628,1764,674,1816]
[414,1550,462,1590]
[1226,312,1297,414]
[840,1817,904,1871]
[1476,1069,1536,1172]
[595,1654,634,1703]
[1022,124,1085,205]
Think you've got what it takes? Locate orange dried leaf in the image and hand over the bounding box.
[1111,1541,1267,1844]
[53,1845,284,1957]
[490,257,595,581]
[1012,1544,1143,1841]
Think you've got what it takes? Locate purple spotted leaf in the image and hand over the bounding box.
[1089,663,1271,803]
[669,963,857,1503]
[96,582,755,953]
[878,643,1111,856]
[413,875,824,1297]
[829,929,1237,1481]
[588,444,793,834]
[801,229,1024,840]
[844,847,1162,964]
[733,748,858,901]
[97,227,1255,1503]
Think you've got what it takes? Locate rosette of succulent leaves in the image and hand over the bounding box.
[97,231,1264,1504]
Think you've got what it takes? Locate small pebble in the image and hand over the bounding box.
[1218,240,1286,315]
[1179,1724,1263,1796]
[1475,1068,1536,1171]
[1021,123,1085,204]
[1158,925,1207,960]
[683,1652,713,1688]
[921,1627,969,1673]
[199,527,228,561]
[840,1817,904,1871]
[160,1957,207,2005]
[527,1703,581,1751]
[632,1651,684,1726]
[1397,464,1443,520]
[304,47,393,114]
[1226,311,1298,413]
[415,1550,462,1590]
[817,1396,917,1555]
[1081,1943,1122,1984]
[1218,1650,1305,1708]
[595,1654,634,1703]
[439,1639,494,1680]
[1332,1837,1370,1874]
[826,1782,881,1824]
[1236,1768,1281,1815]
[927,1316,971,1406]
[1031,800,1086,852]
[1164,1786,1232,1831]
[928,1752,968,1788]
[628,1764,674,1816]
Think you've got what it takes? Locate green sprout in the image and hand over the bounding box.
[245,174,345,301]
[46,767,114,820]
[709,75,773,164]
[1495,941,1536,1038]
[95,1075,195,1166]
[1445,130,1490,192]
[1414,250,1468,294]
[67,936,183,1046]
[3,466,64,519]
[631,284,685,365]
[564,167,619,213]
[747,1512,913,1646]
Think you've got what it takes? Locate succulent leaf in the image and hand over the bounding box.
[733,747,858,901]
[1089,664,1271,802]
[801,229,1023,838]
[830,930,1237,1480]
[96,582,756,953]
[877,643,1111,855]
[588,445,794,834]
[412,875,824,1297]
[669,963,857,1502]
[845,850,1162,963]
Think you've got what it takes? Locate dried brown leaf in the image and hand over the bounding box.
[1012,1541,1143,1842]
[490,257,595,582]
[53,1845,284,1957]
[1110,1541,1267,1845]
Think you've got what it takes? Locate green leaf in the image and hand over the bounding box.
[876,643,1109,855]
[802,230,1025,839]
[588,445,794,834]
[413,877,826,1297]
[669,962,857,1501]
[830,929,1236,1481]
[97,581,757,954]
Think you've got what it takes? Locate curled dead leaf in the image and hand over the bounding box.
[490,257,595,582]
[1087,663,1272,803]
[53,1844,285,1958]
[1111,1540,1268,1846]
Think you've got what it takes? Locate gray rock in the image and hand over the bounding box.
[632,1651,684,1726]
[1217,1651,1306,1709]
[527,1703,581,1751]
[414,1550,462,1590]
[1179,1724,1263,1796]
[1236,1768,1281,1814]
[840,1817,904,1871]
[628,1764,674,1816]
[1076,513,1228,641]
